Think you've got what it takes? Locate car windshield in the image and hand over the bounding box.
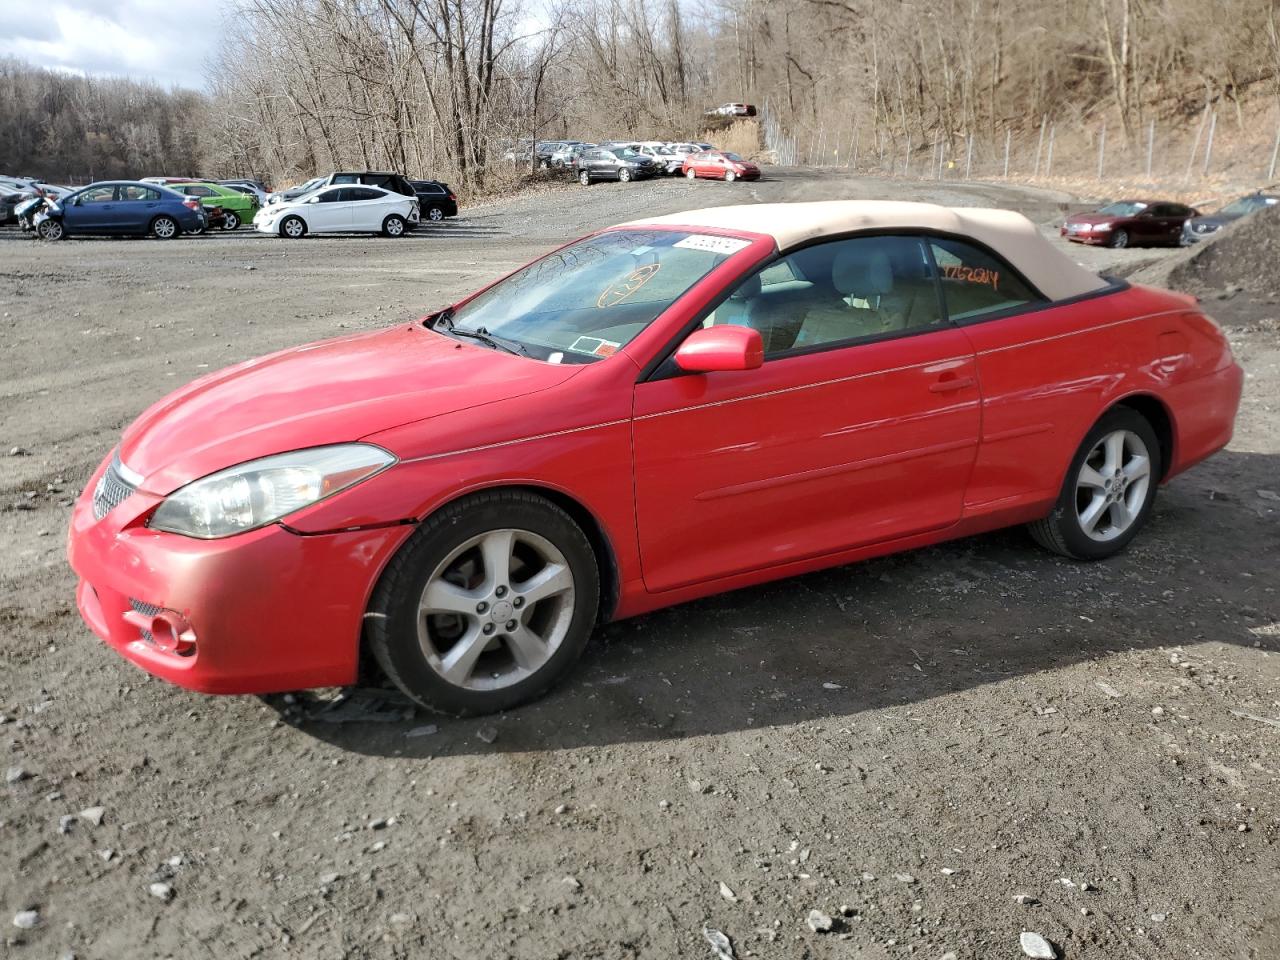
[724,152,745,162]
[1097,202,1147,217]
[1218,196,1268,217]
[611,149,642,160]
[438,229,751,363]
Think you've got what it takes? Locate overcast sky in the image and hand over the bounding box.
[0,0,224,90]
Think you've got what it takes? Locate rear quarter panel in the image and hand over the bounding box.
[959,282,1238,517]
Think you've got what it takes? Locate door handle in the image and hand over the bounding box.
[929,375,976,393]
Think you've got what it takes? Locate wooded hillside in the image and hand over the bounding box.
[4,0,1280,190]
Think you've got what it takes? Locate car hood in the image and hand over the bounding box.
[120,325,581,494]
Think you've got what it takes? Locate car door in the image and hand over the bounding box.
[304,187,352,232]
[345,187,384,230]
[117,184,163,233]
[65,185,118,233]
[632,234,981,593]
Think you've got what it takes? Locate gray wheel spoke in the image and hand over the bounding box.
[505,625,548,671]
[421,579,478,617]
[439,625,488,685]
[1109,498,1134,531]
[1122,455,1151,483]
[1077,464,1107,491]
[1102,431,1126,473]
[479,529,514,589]
[1079,494,1108,534]
[515,562,572,606]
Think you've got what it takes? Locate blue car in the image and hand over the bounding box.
[35,181,206,241]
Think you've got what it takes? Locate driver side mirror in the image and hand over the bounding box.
[307,196,320,203]
[674,325,763,373]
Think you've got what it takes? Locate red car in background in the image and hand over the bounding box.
[1061,200,1199,248]
[68,201,1241,716]
[683,150,761,182]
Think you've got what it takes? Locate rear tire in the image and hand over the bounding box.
[151,215,178,240]
[1028,407,1161,560]
[366,491,600,716]
[221,211,240,231]
[382,214,407,237]
[426,206,444,222]
[685,168,697,179]
[579,170,590,186]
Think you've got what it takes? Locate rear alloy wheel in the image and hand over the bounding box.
[221,211,240,231]
[37,219,64,241]
[1109,229,1129,249]
[382,214,407,237]
[152,216,178,240]
[367,491,600,715]
[280,215,306,239]
[618,168,632,183]
[1028,407,1161,560]
[578,170,591,186]
[685,168,697,179]
[427,206,444,222]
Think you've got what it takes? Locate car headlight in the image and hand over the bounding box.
[149,444,396,539]
[1092,223,1112,231]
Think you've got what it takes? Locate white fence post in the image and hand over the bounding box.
[1003,129,1011,178]
[1033,117,1046,176]
[1203,111,1217,176]
[1046,124,1056,177]
[1146,119,1155,179]
[1097,122,1106,179]
[1269,123,1280,181]
[965,134,973,179]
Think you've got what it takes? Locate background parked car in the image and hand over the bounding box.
[35,181,204,241]
[254,183,418,238]
[218,179,270,205]
[171,181,258,230]
[682,150,761,182]
[708,103,757,116]
[1061,200,1198,248]
[266,176,327,205]
[410,180,458,221]
[325,171,417,199]
[577,147,660,184]
[1183,192,1280,243]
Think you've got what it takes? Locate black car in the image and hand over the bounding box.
[410,180,458,221]
[1183,192,1280,243]
[326,171,417,198]
[576,148,660,185]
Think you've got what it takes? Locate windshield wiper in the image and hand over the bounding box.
[435,312,528,357]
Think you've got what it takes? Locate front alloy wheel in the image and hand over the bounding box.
[1028,407,1160,559]
[579,170,590,186]
[725,170,737,182]
[367,491,600,715]
[280,215,306,239]
[1109,229,1129,249]
[618,168,632,183]
[37,219,64,241]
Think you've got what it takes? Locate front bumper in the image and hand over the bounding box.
[67,456,413,694]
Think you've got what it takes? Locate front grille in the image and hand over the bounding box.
[129,598,162,644]
[92,455,138,521]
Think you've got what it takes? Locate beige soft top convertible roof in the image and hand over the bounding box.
[625,200,1109,302]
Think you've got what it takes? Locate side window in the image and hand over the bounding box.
[332,174,358,184]
[704,236,944,355]
[81,186,115,203]
[319,189,344,203]
[348,188,380,201]
[929,238,1043,322]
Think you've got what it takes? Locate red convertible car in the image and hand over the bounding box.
[68,201,1242,715]
[1061,199,1199,248]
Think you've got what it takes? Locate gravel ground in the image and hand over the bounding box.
[1,168,1277,960]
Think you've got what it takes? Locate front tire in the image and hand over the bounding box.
[382,214,407,237]
[1028,407,1161,560]
[279,215,306,239]
[37,219,64,241]
[151,215,178,240]
[618,168,632,183]
[367,491,600,716]
[725,171,737,182]
[221,211,240,231]
[1109,229,1129,249]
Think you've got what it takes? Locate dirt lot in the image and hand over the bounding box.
[1,169,1277,960]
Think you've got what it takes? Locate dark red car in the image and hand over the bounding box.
[1061,200,1198,249]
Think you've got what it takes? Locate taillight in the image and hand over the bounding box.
[183,198,200,210]
[448,193,456,200]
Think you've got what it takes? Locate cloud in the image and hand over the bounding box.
[0,0,223,90]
